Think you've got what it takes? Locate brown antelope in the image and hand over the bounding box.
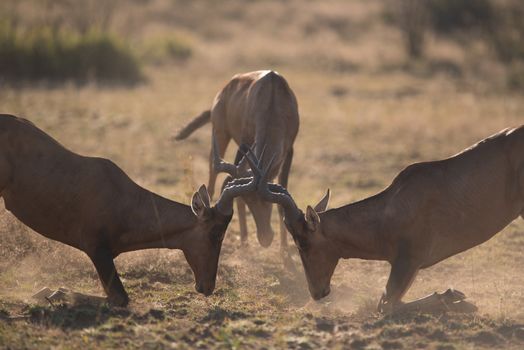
[251,125,524,312]
[175,70,299,251]
[0,114,261,306]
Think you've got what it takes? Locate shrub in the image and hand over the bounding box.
[392,0,495,58]
[426,0,495,35]
[395,0,429,59]
[0,24,143,84]
[140,35,192,65]
[391,0,524,91]
[486,1,524,64]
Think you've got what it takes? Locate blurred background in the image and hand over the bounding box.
[1,0,524,89]
[2,1,524,348]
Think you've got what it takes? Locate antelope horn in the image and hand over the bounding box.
[257,182,301,221]
[212,134,238,177]
[213,134,257,178]
[239,144,274,182]
[257,144,267,168]
[215,144,262,215]
[239,147,261,178]
[242,149,301,221]
[237,142,257,170]
[261,154,275,183]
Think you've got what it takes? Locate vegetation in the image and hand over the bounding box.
[427,0,494,35]
[393,0,429,59]
[139,35,192,65]
[0,0,192,84]
[0,25,142,83]
[392,0,524,89]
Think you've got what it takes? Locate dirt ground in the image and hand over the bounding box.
[2,0,524,349]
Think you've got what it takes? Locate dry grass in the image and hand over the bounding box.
[1,0,524,349]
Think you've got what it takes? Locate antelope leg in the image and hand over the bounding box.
[393,288,477,314]
[89,246,129,307]
[237,197,249,246]
[378,254,419,313]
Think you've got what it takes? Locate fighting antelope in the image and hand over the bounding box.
[252,125,524,312]
[175,70,299,250]
[0,114,260,306]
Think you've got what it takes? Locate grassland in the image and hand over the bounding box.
[2,0,524,349]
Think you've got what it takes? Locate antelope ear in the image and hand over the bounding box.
[305,205,321,232]
[313,189,330,213]
[197,184,211,208]
[191,191,208,218]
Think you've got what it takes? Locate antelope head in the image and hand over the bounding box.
[184,145,268,296]
[242,150,334,299]
[213,137,274,247]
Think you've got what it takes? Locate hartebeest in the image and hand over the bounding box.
[252,125,524,312]
[0,114,261,306]
[175,70,299,250]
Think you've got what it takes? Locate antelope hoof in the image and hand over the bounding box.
[256,230,274,248]
[32,287,108,306]
[311,286,331,300]
[387,289,477,315]
[377,293,397,314]
[48,289,68,303]
[195,282,215,296]
[32,287,70,304]
[107,293,129,307]
[32,287,54,302]
[442,288,466,303]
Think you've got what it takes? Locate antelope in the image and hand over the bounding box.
[251,125,524,312]
[174,70,299,251]
[0,114,261,307]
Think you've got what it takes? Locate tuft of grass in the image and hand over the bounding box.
[216,326,243,349]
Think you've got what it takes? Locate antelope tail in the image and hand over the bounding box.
[174,110,211,140]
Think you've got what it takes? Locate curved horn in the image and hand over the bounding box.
[215,144,261,215]
[258,182,301,221]
[212,134,255,178]
[242,150,302,221]
[212,134,238,177]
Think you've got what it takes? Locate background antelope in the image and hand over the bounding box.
[0,114,260,306]
[175,70,299,251]
[254,125,524,312]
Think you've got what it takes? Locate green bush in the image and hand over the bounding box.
[0,24,143,84]
[140,35,192,65]
[427,0,495,35]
